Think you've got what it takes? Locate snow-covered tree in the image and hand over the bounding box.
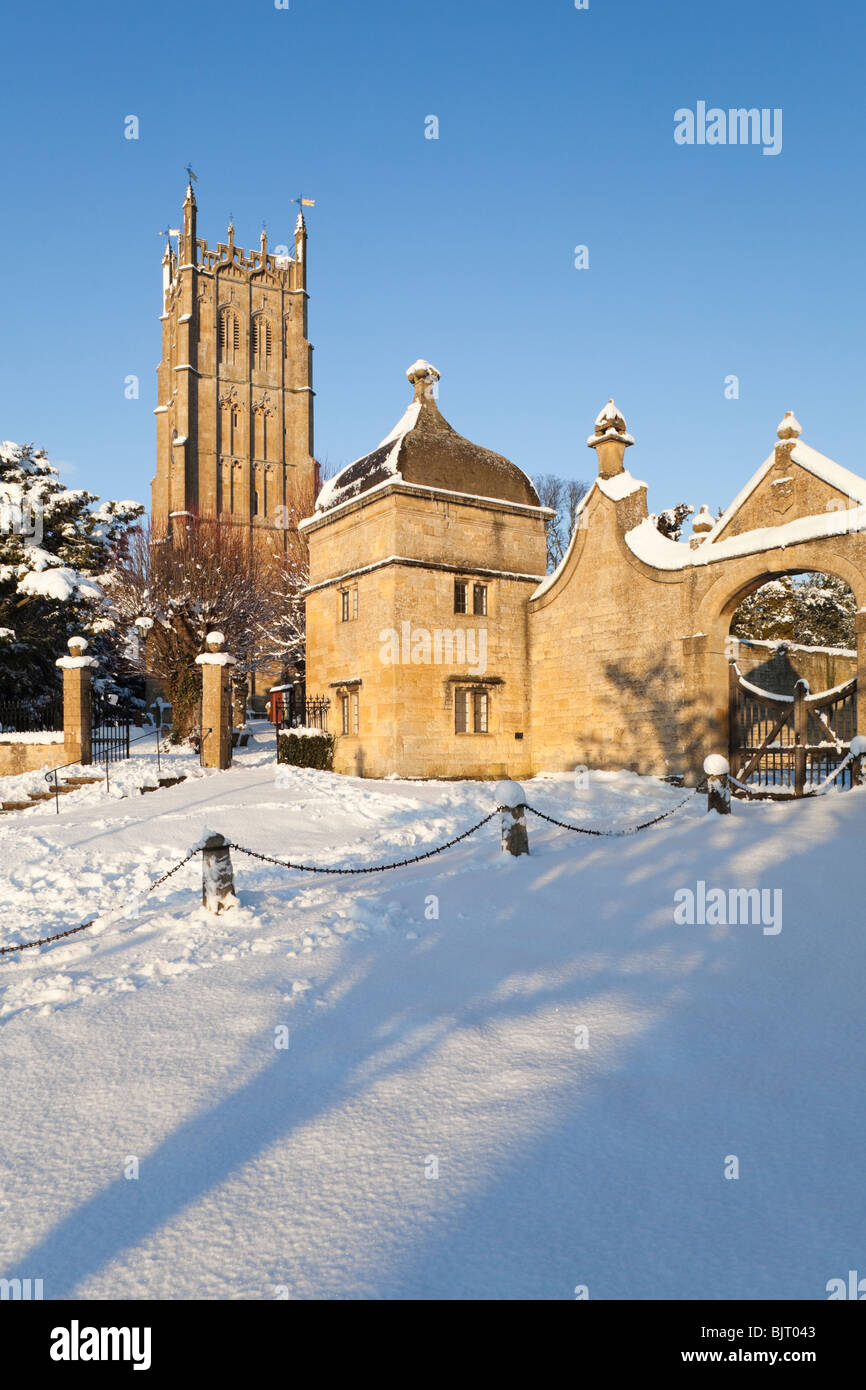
[0,440,143,699]
[731,572,855,648]
[654,503,695,542]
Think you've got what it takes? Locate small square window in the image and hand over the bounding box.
[473,584,487,616]
[454,580,468,614]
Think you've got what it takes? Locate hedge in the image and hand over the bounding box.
[278,728,335,770]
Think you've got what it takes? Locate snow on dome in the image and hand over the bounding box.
[134,616,154,631]
[314,362,540,516]
[206,631,226,645]
[777,411,802,440]
[692,505,714,534]
[68,635,89,651]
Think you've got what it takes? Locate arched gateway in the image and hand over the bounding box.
[303,368,866,783]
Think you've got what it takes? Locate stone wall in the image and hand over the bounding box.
[733,640,856,697]
[0,736,66,777]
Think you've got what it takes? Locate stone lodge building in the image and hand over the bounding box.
[303,361,866,782]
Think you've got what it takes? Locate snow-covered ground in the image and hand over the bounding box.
[0,725,863,1300]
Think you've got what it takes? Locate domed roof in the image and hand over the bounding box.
[315,361,540,513]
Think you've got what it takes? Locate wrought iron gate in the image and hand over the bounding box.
[92,693,131,763]
[729,660,856,796]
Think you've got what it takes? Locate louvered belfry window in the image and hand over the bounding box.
[219,309,240,365]
[253,316,272,371]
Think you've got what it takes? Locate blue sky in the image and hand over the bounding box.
[0,0,862,519]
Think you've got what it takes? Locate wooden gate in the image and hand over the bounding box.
[729,660,857,796]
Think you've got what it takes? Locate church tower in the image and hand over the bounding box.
[151,181,316,544]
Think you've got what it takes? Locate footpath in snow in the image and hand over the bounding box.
[0,726,863,1299]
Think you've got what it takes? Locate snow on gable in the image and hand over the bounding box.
[702,440,866,549]
[596,469,646,502]
[626,503,866,571]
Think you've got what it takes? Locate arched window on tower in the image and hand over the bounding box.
[252,316,273,372]
[218,308,240,365]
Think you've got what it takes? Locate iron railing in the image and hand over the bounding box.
[0,697,63,733]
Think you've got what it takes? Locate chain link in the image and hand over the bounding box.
[524,791,696,837]
[228,811,498,875]
[0,847,201,957]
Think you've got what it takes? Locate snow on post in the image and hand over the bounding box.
[703,754,731,815]
[201,832,237,914]
[849,735,866,787]
[495,779,529,856]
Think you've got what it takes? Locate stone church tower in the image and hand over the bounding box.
[151,181,316,543]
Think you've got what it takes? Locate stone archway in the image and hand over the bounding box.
[693,545,866,774]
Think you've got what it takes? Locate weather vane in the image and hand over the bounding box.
[292,195,315,216]
[185,163,198,184]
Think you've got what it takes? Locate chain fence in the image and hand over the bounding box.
[0,848,201,957]
[1,789,700,957]
[228,810,499,875]
[524,790,698,837]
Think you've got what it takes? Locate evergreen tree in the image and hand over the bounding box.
[0,440,143,699]
[731,573,855,648]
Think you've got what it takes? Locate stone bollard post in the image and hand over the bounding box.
[201,832,237,913]
[704,754,731,814]
[849,735,866,787]
[56,636,98,766]
[495,779,530,856]
[195,631,237,769]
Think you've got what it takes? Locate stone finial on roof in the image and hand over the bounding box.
[587,398,635,478]
[587,399,635,448]
[777,411,802,441]
[692,504,714,536]
[68,636,89,654]
[406,359,440,402]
